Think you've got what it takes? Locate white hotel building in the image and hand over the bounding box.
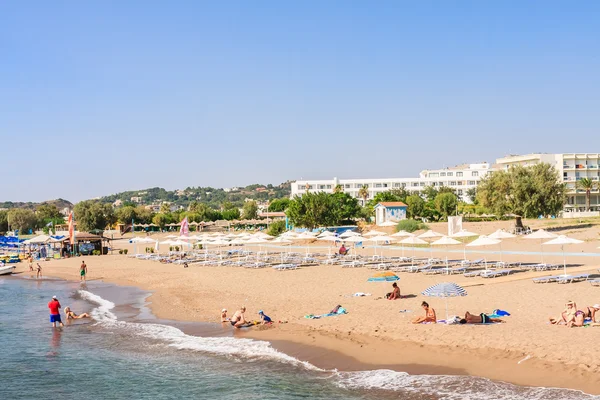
[291,153,600,212]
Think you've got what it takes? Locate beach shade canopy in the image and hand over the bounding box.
[318,235,341,243]
[466,235,501,247]
[378,220,398,227]
[364,230,386,237]
[159,240,176,245]
[431,236,462,246]
[488,229,516,239]
[450,230,478,239]
[165,234,179,239]
[281,231,299,238]
[368,272,400,282]
[340,231,361,238]
[343,235,366,243]
[418,230,445,239]
[317,231,337,238]
[399,236,428,245]
[170,240,191,247]
[252,232,273,240]
[525,229,558,263]
[23,234,59,244]
[366,235,396,243]
[543,235,584,276]
[391,230,414,237]
[422,282,468,320]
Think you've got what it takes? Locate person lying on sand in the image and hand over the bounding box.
[64,306,90,320]
[230,306,247,328]
[221,308,229,322]
[459,311,505,324]
[549,301,577,325]
[258,310,272,324]
[412,301,436,324]
[385,282,401,300]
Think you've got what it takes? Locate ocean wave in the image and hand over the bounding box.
[77,290,322,371]
[334,370,598,400]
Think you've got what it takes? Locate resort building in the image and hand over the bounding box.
[496,153,600,212]
[292,153,600,213]
[374,202,407,225]
[290,162,493,205]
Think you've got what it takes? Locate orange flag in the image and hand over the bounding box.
[68,212,74,245]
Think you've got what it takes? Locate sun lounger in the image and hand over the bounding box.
[422,267,446,275]
[407,264,432,273]
[557,274,590,284]
[481,269,512,278]
[272,263,298,271]
[464,270,485,277]
[590,279,600,287]
[460,259,484,267]
[533,275,564,283]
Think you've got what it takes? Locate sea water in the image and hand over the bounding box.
[0,276,596,400]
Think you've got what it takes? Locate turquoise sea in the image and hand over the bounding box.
[1,276,597,400]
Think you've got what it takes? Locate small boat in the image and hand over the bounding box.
[0,264,16,276]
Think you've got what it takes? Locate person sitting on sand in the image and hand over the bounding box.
[580,304,600,323]
[459,311,505,324]
[412,301,436,324]
[230,306,247,328]
[385,282,401,300]
[549,301,577,325]
[258,310,272,324]
[64,306,90,320]
[339,243,348,256]
[221,308,229,322]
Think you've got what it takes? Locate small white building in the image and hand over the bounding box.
[374,202,407,225]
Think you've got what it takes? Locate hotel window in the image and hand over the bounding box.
[429,173,439,178]
[355,183,364,188]
[472,171,479,177]
[308,185,314,190]
[450,181,456,186]
[440,172,446,177]
[345,184,351,189]
[393,183,401,187]
[458,189,463,195]
[468,181,476,185]
[412,182,419,187]
[456,172,463,177]
[375,183,382,188]
[420,182,425,186]
[318,185,326,190]
[383,183,388,188]
[432,182,437,187]
[326,185,332,189]
[447,172,453,176]
[402,183,406,187]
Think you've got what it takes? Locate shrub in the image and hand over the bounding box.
[175,246,180,252]
[119,249,123,255]
[396,219,429,233]
[92,250,101,256]
[123,249,128,255]
[267,220,286,237]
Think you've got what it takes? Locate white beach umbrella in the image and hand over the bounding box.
[252,232,273,240]
[431,236,462,268]
[317,231,337,238]
[165,234,178,239]
[450,230,478,239]
[543,235,584,276]
[131,237,156,244]
[525,229,558,263]
[399,236,428,265]
[364,230,386,237]
[466,235,501,266]
[340,231,360,238]
[343,235,366,243]
[159,239,176,245]
[418,230,444,239]
[391,230,414,237]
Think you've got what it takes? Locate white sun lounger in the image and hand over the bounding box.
[590,279,600,287]
[272,264,298,271]
[557,274,590,284]
[407,264,432,273]
[481,269,512,278]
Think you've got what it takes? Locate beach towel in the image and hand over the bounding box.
[305,306,348,319]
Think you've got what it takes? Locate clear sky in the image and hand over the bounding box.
[2,1,599,202]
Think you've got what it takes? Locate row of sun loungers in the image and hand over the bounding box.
[533,274,590,284]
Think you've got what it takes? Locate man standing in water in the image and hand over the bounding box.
[48,295,64,328]
[80,260,87,282]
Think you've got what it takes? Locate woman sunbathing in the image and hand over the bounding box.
[64,306,90,320]
[412,301,436,324]
[549,301,577,325]
[459,311,505,324]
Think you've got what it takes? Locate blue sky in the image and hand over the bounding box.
[2,1,599,202]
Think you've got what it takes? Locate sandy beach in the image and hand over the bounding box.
[18,218,600,394]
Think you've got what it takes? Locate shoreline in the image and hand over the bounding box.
[13,268,600,396]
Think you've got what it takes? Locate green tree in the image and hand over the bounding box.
[331,192,361,223]
[267,220,286,236]
[7,209,39,234]
[135,206,154,224]
[422,186,439,202]
[405,195,425,218]
[222,208,241,220]
[242,201,259,219]
[36,204,61,221]
[0,210,8,232]
[434,192,458,219]
[221,201,236,211]
[358,185,369,205]
[152,213,170,229]
[576,178,598,211]
[466,188,478,204]
[268,198,290,212]
[287,193,335,229]
[116,206,137,224]
[333,184,343,194]
[477,163,566,218]
[74,201,116,231]
[159,203,171,213]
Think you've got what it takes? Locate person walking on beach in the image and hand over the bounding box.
[28,254,34,271]
[48,295,64,328]
[36,263,42,279]
[80,260,87,282]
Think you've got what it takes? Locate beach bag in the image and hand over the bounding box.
[493,309,510,316]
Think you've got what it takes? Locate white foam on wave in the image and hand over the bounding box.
[77,290,322,371]
[334,369,598,400]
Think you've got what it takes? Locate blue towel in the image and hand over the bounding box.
[493,309,510,316]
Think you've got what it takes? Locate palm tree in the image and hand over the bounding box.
[358,185,369,205]
[576,178,598,211]
[333,184,343,194]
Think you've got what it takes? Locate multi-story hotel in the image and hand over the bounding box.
[291,153,600,212]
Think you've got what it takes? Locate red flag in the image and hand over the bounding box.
[68,212,75,245]
[180,217,189,237]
